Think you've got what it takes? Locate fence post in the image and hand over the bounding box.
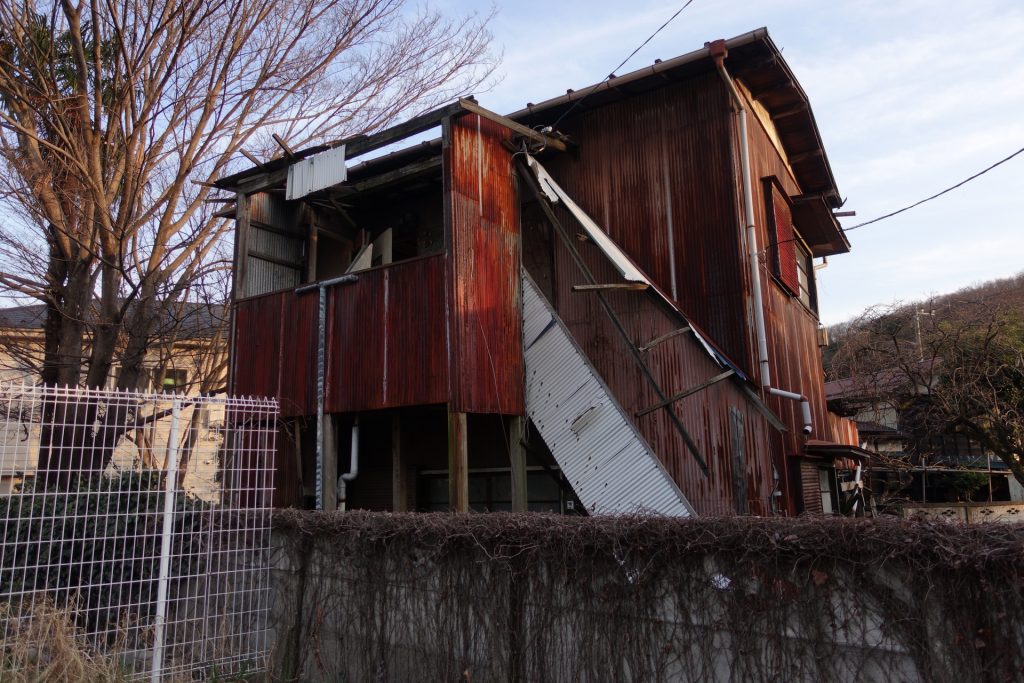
[151,398,182,682]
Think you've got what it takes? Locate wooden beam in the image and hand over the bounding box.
[739,384,788,433]
[458,98,569,152]
[448,410,469,512]
[636,370,735,418]
[232,193,250,299]
[272,133,296,158]
[747,78,793,99]
[345,101,466,160]
[239,148,264,168]
[639,326,691,353]
[571,283,649,292]
[246,250,302,269]
[788,149,824,165]
[341,156,442,196]
[770,102,809,120]
[509,416,528,513]
[392,413,407,512]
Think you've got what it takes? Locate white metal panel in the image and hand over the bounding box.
[286,145,348,200]
[522,271,694,517]
[526,157,647,283]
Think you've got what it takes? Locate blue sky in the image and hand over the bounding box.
[450,0,1024,324]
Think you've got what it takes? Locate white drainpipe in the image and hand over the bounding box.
[338,416,360,511]
[711,42,813,436]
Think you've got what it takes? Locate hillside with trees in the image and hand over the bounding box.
[826,271,1024,489]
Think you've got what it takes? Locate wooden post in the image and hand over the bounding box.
[232,193,250,300]
[391,413,407,512]
[509,416,528,512]
[448,410,469,512]
[322,415,338,510]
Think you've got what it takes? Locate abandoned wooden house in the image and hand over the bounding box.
[217,28,872,517]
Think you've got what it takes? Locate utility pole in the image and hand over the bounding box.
[914,307,935,362]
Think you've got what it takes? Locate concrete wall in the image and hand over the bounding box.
[264,513,1024,683]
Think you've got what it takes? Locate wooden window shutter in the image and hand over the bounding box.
[765,180,799,294]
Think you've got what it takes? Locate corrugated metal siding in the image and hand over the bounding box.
[523,272,693,516]
[736,75,859,512]
[232,292,284,400]
[522,214,776,516]
[286,145,348,200]
[540,72,752,375]
[233,254,449,416]
[325,255,448,413]
[245,192,304,297]
[245,259,300,298]
[446,114,524,415]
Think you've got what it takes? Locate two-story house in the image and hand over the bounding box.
[218,28,869,515]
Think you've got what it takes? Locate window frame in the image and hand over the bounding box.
[762,176,819,315]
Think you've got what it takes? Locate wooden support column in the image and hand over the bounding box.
[232,193,250,299]
[448,410,469,512]
[391,413,407,512]
[509,416,528,512]
[322,415,338,511]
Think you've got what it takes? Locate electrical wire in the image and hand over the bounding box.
[764,143,1024,250]
[550,0,698,130]
[843,144,1024,231]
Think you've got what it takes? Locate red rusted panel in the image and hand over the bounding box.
[232,293,284,400]
[325,254,448,413]
[446,114,524,415]
[277,292,318,417]
[234,255,448,416]
[538,72,753,376]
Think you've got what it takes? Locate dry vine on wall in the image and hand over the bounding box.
[269,512,1024,683]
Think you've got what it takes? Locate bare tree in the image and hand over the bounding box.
[831,296,1024,489]
[0,0,495,389]
[0,0,495,476]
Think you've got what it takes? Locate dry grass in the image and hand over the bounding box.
[0,599,130,682]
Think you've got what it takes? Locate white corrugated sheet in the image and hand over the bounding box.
[286,145,348,200]
[522,271,694,517]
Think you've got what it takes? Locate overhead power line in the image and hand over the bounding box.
[844,144,1024,232]
[551,0,698,129]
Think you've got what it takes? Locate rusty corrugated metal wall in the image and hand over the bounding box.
[232,254,448,416]
[739,86,859,450]
[522,201,776,516]
[446,114,524,415]
[521,67,853,515]
[325,255,448,412]
[538,72,753,375]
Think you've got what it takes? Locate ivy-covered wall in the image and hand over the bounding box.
[268,512,1024,682]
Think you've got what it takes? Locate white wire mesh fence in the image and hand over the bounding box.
[0,382,277,680]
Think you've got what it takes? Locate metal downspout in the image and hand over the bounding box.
[710,42,813,436]
[296,274,358,510]
[339,416,360,511]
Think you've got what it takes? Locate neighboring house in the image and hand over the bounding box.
[825,378,1024,507]
[0,300,228,391]
[0,301,229,496]
[217,28,869,516]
